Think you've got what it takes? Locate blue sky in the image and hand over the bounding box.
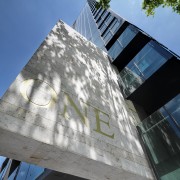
[0,0,86,97]
[0,0,179,97]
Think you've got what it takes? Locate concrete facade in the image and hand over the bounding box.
[0,21,154,180]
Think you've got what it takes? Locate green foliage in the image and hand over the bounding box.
[94,0,180,16]
[142,0,180,16]
[95,0,111,10]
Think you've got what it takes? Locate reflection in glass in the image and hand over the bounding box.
[110,19,121,34]
[109,41,123,60]
[0,158,44,180]
[109,25,137,60]
[100,23,107,33]
[118,40,171,97]
[103,31,112,43]
[95,9,104,20]
[138,94,180,180]
[105,14,114,26]
[73,3,105,51]
[101,11,108,20]
[118,66,144,97]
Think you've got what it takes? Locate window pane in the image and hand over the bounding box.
[102,29,109,38]
[137,97,180,180]
[101,11,108,19]
[26,164,44,180]
[132,41,169,79]
[108,41,123,59]
[16,162,30,180]
[104,14,111,23]
[103,31,112,43]
[109,18,123,34]
[95,9,104,20]
[109,25,137,60]
[100,23,107,33]
[111,20,120,34]
[97,17,103,26]
[117,25,137,49]
[165,94,180,126]
[119,66,144,97]
[105,15,114,26]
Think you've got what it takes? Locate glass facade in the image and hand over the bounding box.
[0,157,44,180]
[118,40,172,97]
[74,1,124,52]
[73,3,106,51]
[137,94,180,180]
[101,17,123,44]
[108,25,138,60]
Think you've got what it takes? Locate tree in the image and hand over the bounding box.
[95,0,111,9]
[95,0,180,16]
[142,0,180,16]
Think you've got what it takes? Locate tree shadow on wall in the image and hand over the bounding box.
[0,21,151,179]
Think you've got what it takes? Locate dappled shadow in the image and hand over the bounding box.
[0,21,153,179]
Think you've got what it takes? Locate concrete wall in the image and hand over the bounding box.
[0,21,154,180]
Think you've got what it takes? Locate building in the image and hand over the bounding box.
[0,21,154,179]
[73,0,180,179]
[0,1,179,179]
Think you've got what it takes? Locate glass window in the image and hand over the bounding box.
[118,39,170,97]
[119,66,144,97]
[109,25,137,60]
[102,29,109,38]
[117,25,137,50]
[132,41,169,79]
[0,158,10,179]
[94,38,105,50]
[111,20,121,34]
[97,17,103,26]
[97,14,110,27]
[94,8,102,19]
[9,167,19,180]
[95,9,104,20]
[92,9,97,15]
[103,31,112,43]
[105,14,111,22]
[99,10,106,19]
[137,94,180,180]
[165,94,180,126]
[26,164,44,180]
[14,162,30,180]
[99,23,105,30]
[100,23,107,33]
[105,15,114,26]
[101,11,108,19]
[14,162,44,180]
[108,19,116,28]
[108,41,123,59]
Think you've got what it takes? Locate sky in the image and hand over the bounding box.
[0,0,86,97]
[0,0,180,98]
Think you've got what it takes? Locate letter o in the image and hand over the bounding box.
[20,79,57,107]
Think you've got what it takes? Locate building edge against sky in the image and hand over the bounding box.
[73,0,180,179]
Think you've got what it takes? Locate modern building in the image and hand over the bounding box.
[0,1,179,180]
[73,0,180,179]
[0,21,154,180]
[0,158,86,180]
[0,158,44,179]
